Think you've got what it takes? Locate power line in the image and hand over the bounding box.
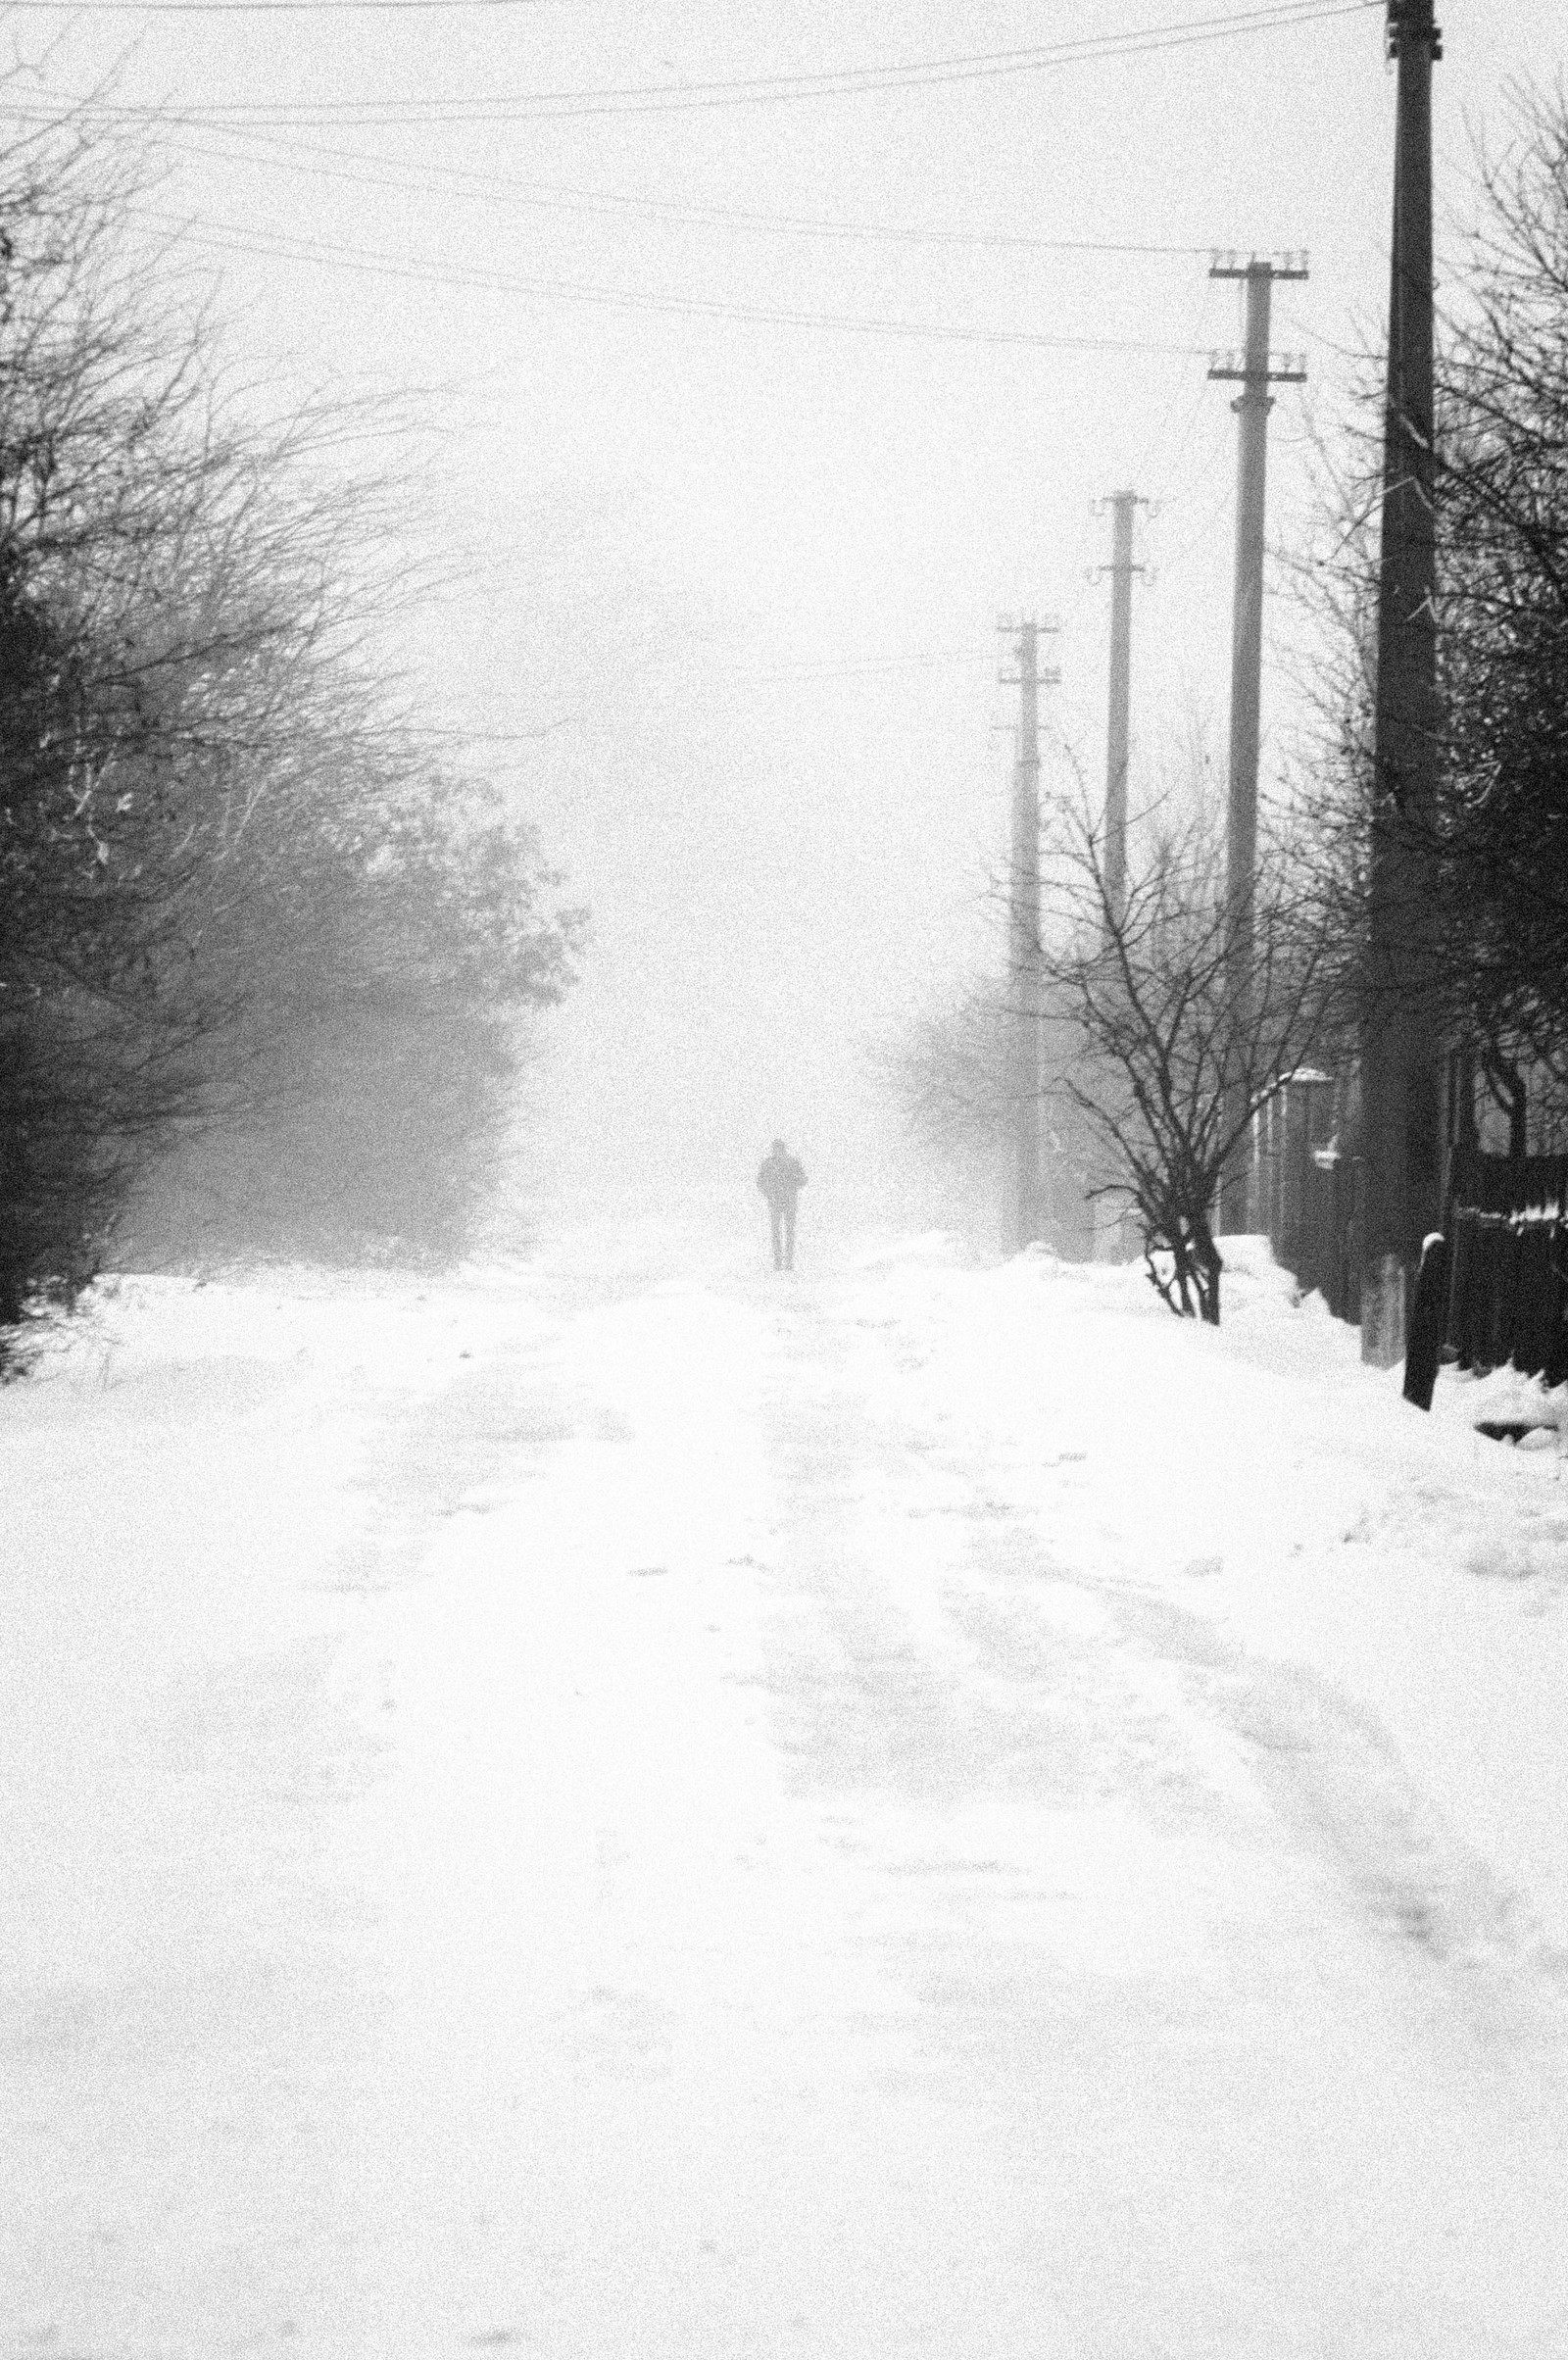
[1152,433,1238,574]
[6,0,558,8]
[716,652,991,685]
[132,124,1219,259]
[1129,278,1221,488]
[128,204,1217,353]
[4,3,1374,120]
[10,0,555,7]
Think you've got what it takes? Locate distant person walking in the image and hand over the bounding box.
[757,1139,807,1271]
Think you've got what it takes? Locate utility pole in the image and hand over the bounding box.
[1361,0,1444,1366]
[1208,252,1307,1231]
[1096,490,1146,924]
[998,615,1059,1253]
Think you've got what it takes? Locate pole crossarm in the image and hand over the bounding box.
[1208,255,1308,388]
[1208,251,1309,281]
[1093,491,1149,577]
[998,613,1061,690]
[1207,352,1306,383]
[1386,0,1441,61]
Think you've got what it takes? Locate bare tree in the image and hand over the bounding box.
[1035,772,1343,1324]
[2,103,584,1351]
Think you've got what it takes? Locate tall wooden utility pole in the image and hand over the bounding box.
[1209,252,1307,1231]
[1361,0,1444,1365]
[1099,490,1146,926]
[999,615,1059,1252]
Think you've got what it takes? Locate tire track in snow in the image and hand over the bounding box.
[1107,1589,1568,2034]
[740,1261,1568,2355]
[809,1253,1568,2039]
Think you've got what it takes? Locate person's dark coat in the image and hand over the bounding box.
[757,1149,807,1208]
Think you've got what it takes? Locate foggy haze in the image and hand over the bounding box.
[19,0,1549,1219]
[13,9,1568,2351]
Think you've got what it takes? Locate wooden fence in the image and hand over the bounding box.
[1442,1146,1568,1380]
[1254,1104,1568,1381]
[1251,1075,1361,1325]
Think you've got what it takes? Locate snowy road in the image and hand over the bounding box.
[5,1220,1568,2356]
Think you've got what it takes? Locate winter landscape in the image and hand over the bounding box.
[7,1217,1568,2353]
[6,2,1568,2354]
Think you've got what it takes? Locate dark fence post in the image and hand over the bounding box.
[1260,1089,1283,1262]
[1282,1086,1306,1274]
[1545,1221,1568,1389]
[1513,1225,1551,1376]
[1447,1206,1477,1363]
[1333,1156,1354,1321]
[1275,1073,1334,1284]
[1472,1215,1504,1370]
[1303,1153,1334,1306]
[1404,1230,1449,1410]
[1496,1223,1521,1370]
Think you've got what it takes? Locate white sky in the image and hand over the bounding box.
[10,0,1561,1204]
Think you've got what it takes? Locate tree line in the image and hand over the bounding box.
[1,111,583,1359]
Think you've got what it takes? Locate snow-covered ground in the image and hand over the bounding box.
[4,1216,1567,2358]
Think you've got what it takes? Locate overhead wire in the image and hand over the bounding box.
[714,652,992,685]
[0,0,1346,688]
[127,203,1219,353]
[120,123,1221,259]
[8,0,560,8]
[1129,276,1223,493]
[2,2,1376,123]
[1151,424,1242,575]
